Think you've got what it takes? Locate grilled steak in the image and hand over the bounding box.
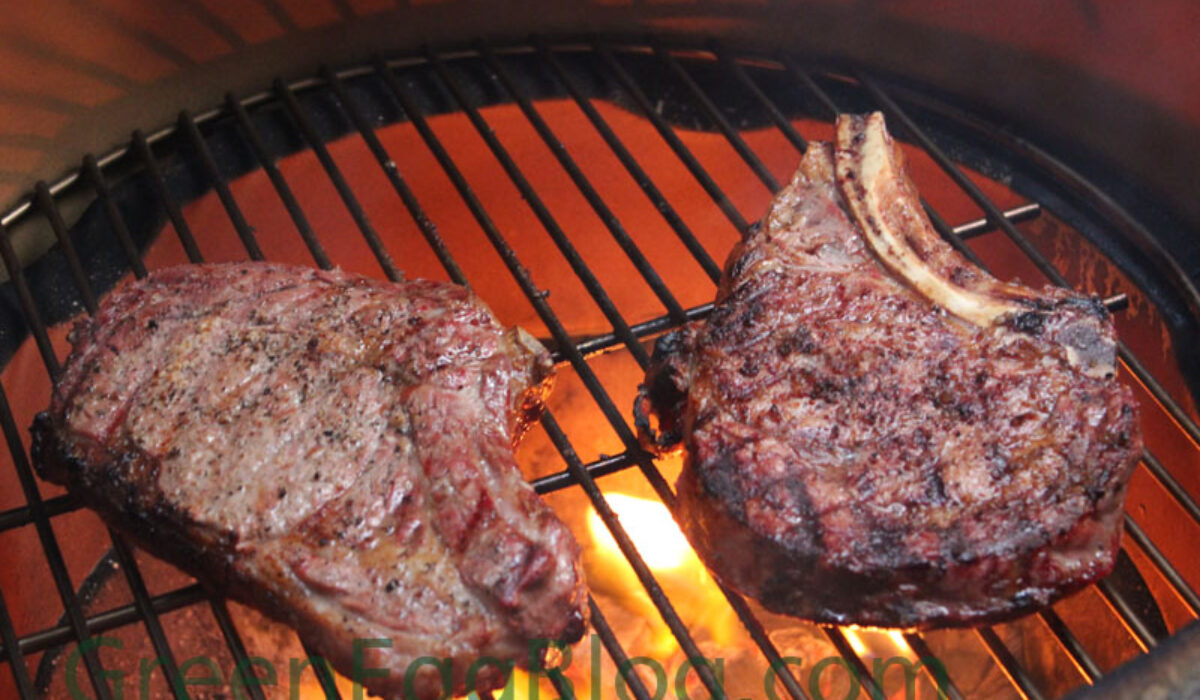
[636,113,1141,628]
[33,262,587,699]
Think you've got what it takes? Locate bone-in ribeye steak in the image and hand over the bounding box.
[33,262,587,699]
[636,113,1142,628]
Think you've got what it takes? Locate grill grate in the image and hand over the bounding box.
[0,38,1196,700]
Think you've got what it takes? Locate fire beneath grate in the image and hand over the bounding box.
[0,39,1197,700]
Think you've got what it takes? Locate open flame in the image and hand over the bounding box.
[842,627,915,660]
[583,491,739,662]
[587,493,694,570]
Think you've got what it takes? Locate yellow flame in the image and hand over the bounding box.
[843,628,870,657]
[468,668,545,700]
[583,491,739,657]
[886,630,912,656]
[587,493,692,570]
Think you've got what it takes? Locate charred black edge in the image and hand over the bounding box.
[30,413,352,672]
[633,329,691,454]
[1003,294,1112,338]
[680,447,1128,630]
[31,413,237,596]
[675,414,1138,630]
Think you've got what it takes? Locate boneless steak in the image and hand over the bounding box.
[636,113,1141,628]
[33,262,587,699]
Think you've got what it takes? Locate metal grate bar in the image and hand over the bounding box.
[125,128,292,699]
[854,71,1200,447]
[543,202,1066,365]
[173,101,340,700]
[531,452,636,495]
[273,78,403,282]
[320,65,469,286]
[1141,450,1200,526]
[108,538,188,700]
[424,47,653,368]
[411,50,808,692]
[3,446,625,535]
[81,155,148,279]
[540,412,729,698]
[2,585,206,658]
[834,75,1200,639]
[902,633,967,700]
[1124,349,1200,445]
[556,301,713,363]
[821,626,886,699]
[1096,579,1159,652]
[594,42,750,234]
[588,597,654,700]
[547,664,578,700]
[653,43,780,192]
[712,586,812,700]
[537,41,723,283]
[0,587,34,699]
[377,52,728,697]
[0,448,611,532]
[976,627,1046,700]
[0,384,113,700]
[177,111,265,261]
[36,187,215,700]
[0,493,77,533]
[955,202,1042,240]
[597,47,948,697]
[779,57,841,121]
[770,62,1186,670]
[299,639,343,700]
[225,93,333,270]
[714,46,808,153]
[209,599,270,700]
[479,42,688,323]
[35,183,98,314]
[132,130,204,263]
[236,54,659,700]
[0,226,61,377]
[1039,609,1102,683]
[1123,515,1200,615]
[750,59,1101,700]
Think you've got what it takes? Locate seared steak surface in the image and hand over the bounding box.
[34,262,587,699]
[638,114,1141,628]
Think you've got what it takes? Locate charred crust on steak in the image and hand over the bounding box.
[635,327,695,453]
[641,113,1142,629]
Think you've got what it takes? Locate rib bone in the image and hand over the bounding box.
[835,112,1116,377]
[835,112,1045,326]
